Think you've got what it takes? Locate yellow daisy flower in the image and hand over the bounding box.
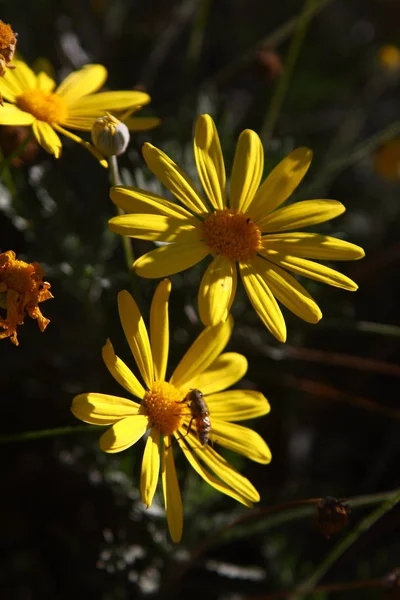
[0,59,159,163]
[71,279,271,542]
[108,114,365,342]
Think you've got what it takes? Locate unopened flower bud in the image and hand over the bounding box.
[316,497,350,539]
[91,113,130,157]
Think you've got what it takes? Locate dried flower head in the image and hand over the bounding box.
[0,21,17,105]
[316,496,350,539]
[0,250,53,346]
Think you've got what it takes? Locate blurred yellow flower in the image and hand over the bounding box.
[0,250,53,346]
[373,139,400,181]
[109,114,365,342]
[377,44,400,72]
[0,59,159,163]
[72,280,271,542]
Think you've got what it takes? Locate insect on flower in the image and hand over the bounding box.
[179,389,211,446]
[0,21,17,106]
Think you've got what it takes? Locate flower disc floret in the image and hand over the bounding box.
[143,381,185,436]
[202,209,262,261]
[17,90,68,124]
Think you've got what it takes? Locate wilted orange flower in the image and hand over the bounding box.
[0,20,17,105]
[0,250,53,346]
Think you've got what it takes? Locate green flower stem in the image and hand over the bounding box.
[0,130,34,174]
[108,155,143,307]
[260,0,319,145]
[0,424,98,444]
[289,488,400,599]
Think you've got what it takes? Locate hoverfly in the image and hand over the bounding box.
[177,388,211,446]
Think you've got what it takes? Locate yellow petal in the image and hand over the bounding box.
[118,290,154,388]
[110,186,197,219]
[194,114,226,210]
[162,438,183,543]
[189,436,260,503]
[102,339,146,398]
[141,428,161,507]
[143,142,209,215]
[262,232,365,260]
[212,420,272,464]
[249,147,313,221]
[230,129,264,212]
[108,213,201,243]
[99,415,149,453]
[37,71,56,93]
[68,91,150,114]
[56,64,107,102]
[206,389,270,421]
[239,260,287,342]
[251,256,322,324]
[32,121,62,158]
[258,200,345,233]
[150,279,171,382]
[177,435,253,507]
[262,252,359,291]
[184,352,248,395]
[61,116,100,131]
[0,72,22,101]
[170,315,233,388]
[10,60,37,92]
[124,116,161,131]
[71,392,141,425]
[0,104,35,125]
[198,256,236,326]
[134,241,210,278]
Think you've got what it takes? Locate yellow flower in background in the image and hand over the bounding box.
[71,280,271,542]
[109,114,365,343]
[0,250,53,346]
[0,59,160,163]
[373,139,400,181]
[377,44,400,73]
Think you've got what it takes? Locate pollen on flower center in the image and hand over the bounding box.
[202,209,262,262]
[143,381,186,436]
[16,89,68,124]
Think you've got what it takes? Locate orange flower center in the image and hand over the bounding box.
[202,209,262,261]
[142,381,186,436]
[16,89,67,124]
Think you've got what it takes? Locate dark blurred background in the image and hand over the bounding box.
[1,0,400,598]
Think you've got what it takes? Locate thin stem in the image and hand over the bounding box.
[302,119,400,195]
[0,424,98,444]
[260,0,319,144]
[289,488,400,599]
[203,0,337,89]
[53,124,108,168]
[252,577,381,599]
[0,130,34,173]
[188,490,396,562]
[108,156,143,306]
